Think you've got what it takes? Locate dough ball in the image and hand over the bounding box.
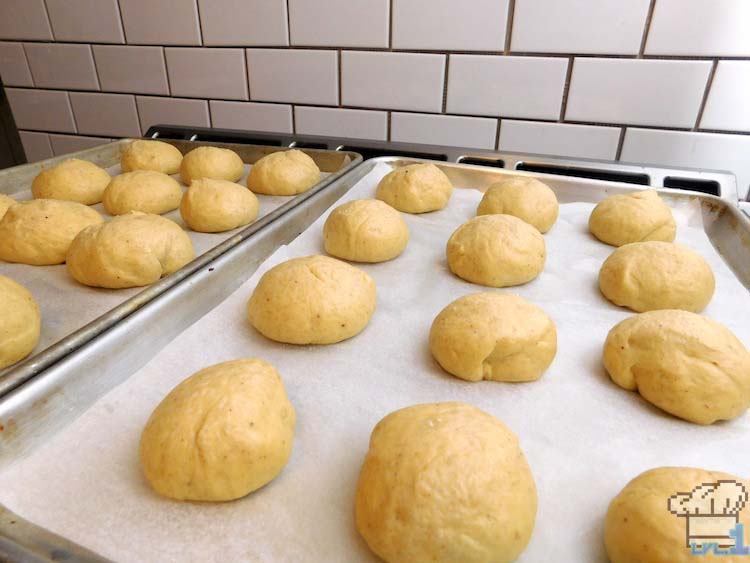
[180,178,259,233]
[140,358,296,501]
[323,199,409,263]
[376,163,453,214]
[0,199,104,265]
[356,402,537,563]
[247,149,321,196]
[599,241,714,313]
[103,170,183,216]
[0,194,16,219]
[430,293,557,382]
[31,158,110,205]
[66,212,195,289]
[0,275,41,370]
[180,146,244,184]
[247,255,376,345]
[447,214,546,287]
[589,189,676,247]
[605,467,750,563]
[604,309,750,424]
[121,139,183,175]
[477,177,559,233]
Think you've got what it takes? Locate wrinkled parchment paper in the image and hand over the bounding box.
[0,163,748,562]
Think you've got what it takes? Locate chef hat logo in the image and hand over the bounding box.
[669,480,748,516]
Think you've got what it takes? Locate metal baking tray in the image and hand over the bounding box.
[0,157,748,561]
[0,140,361,395]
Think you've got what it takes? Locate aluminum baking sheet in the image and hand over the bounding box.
[0,160,748,562]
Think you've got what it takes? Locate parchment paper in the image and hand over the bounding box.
[0,164,299,360]
[0,163,748,562]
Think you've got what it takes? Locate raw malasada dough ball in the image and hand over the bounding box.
[180,146,244,184]
[376,163,453,214]
[323,199,409,263]
[0,275,41,369]
[589,189,676,247]
[247,149,321,196]
[0,199,104,265]
[430,293,557,382]
[31,158,111,205]
[0,194,16,219]
[139,358,296,501]
[605,467,750,563]
[180,178,259,233]
[477,177,559,233]
[604,309,750,425]
[356,402,537,563]
[247,255,376,345]
[67,212,195,289]
[121,139,183,175]
[599,241,714,313]
[103,170,183,215]
[447,214,546,287]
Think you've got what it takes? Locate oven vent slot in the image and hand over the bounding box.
[516,162,650,185]
[663,176,720,196]
[457,156,505,168]
[337,146,448,161]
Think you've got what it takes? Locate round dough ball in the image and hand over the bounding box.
[430,293,557,382]
[0,275,41,370]
[323,199,409,263]
[103,170,183,215]
[31,158,110,205]
[247,149,321,196]
[180,146,244,184]
[67,212,195,289]
[605,467,750,563]
[589,189,676,247]
[477,177,559,233]
[0,199,104,265]
[180,178,259,233]
[599,241,715,313]
[140,358,296,501]
[376,163,453,214]
[0,194,16,219]
[356,402,537,563]
[247,255,376,345]
[121,139,183,175]
[604,309,750,424]
[447,214,546,287]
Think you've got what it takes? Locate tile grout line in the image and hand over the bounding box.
[693,58,718,131]
[387,110,392,141]
[88,45,102,91]
[285,0,292,47]
[494,119,502,151]
[242,48,250,101]
[388,0,394,50]
[291,104,296,134]
[558,56,574,122]
[19,44,35,88]
[162,47,172,97]
[504,0,516,54]
[441,55,450,114]
[40,0,55,41]
[193,0,204,47]
[337,50,343,107]
[638,0,657,58]
[615,127,627,160]
[114,0,128,43]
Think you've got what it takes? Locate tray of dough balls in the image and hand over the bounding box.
[0,138,356,379]
[0,156,749,562]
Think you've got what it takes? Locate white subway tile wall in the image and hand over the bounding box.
[48,134,110,156]
[0,0,748,198]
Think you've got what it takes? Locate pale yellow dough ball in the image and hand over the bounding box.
[180,146,244,184]
[140,358,296,501]
[477,177,559,233]
[180,178,259,233]
[599,241,714,312]
[376,163,453,214]
[0,194,16,219]
[0,275,41,369]
[605,467,750,563]
[0,199,104,265]
[31,158,110,205]
[121,139,183,175]
[430,293,557,382]
[356,402,537,563]
[447,214,546,287]
[589,189,676,247]
[247,255,376,345]
[66,212,195,289]
[604,309,750,424]
[247,149,321,196]
[323,199,409,263]
[103,170,183,215]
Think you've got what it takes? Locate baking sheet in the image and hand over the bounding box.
[0,163,310,362]
[0,162,748,562]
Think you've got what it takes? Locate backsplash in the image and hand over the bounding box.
[0,0,748,198]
